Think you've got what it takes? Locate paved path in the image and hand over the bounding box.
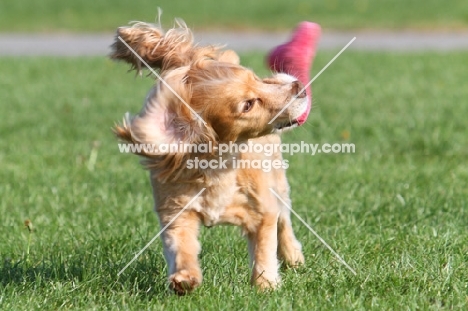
[1,31,468,56]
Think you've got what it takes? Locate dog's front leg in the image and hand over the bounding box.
[248,211,280,289]
[159,210,202,295]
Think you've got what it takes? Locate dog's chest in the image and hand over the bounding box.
[197,179,238,227]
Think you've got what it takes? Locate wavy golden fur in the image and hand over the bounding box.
[111,21,308,294]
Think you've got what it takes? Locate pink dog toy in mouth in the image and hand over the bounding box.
[267,22,321,125]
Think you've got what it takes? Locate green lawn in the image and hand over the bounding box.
[1,51,467,309]
[1,0,467,32]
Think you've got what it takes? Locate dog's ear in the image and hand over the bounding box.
[217,50,240,65]
[110,22,238,73]
[110,22,195,73]
[114,67,217,156]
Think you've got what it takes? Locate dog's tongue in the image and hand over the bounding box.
[267,22,321,125]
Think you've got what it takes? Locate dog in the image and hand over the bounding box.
[111,21,307,294]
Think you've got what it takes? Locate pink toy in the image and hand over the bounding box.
[267,22,321,125]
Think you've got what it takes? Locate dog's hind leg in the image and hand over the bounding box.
[277,205,305,267]
[159,210,202,295]
[274,183,305,267]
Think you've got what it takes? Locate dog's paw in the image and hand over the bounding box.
[279,247,305,268]
[169,269,201,295]
[252,274,280,291]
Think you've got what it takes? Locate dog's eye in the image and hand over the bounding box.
[243,99,256,113]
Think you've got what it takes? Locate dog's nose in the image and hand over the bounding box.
[292,80,306,98]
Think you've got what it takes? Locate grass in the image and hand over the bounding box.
[1,0,467,32]
[1,51,467,310]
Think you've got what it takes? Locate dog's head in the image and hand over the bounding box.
[112,22,307,180]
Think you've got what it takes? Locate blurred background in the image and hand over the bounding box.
[1,0,467,32]
[1,0,467,55]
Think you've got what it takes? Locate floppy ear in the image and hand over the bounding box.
[110,21,237,73]
[114,67,217,156]
[110,21,195,72]
[217,50,240,65]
